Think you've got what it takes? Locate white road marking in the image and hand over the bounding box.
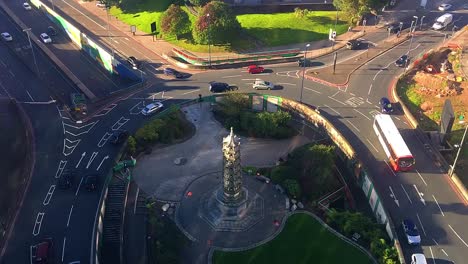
[94,104,117,117]
[86,152,98,169]
[366,138,379,153]
[62,237,66,262]
[241,78,257,81]
[26,90,34,101]
[276,82,296,86]
[367,84,373,95]
[55,160,67,178]
[388,186,399,207]
[63,139,81,156]
[416,213,427,236]
[129,101,144,115]
[429,247,435,264]
[67,205,74,227]
[64,121,98,137]
[323,104,340,115]
[432,195,444,216]
[303,87,322,94]
[415,169,428,186]
[111,116,130,131]
[96,155,109,171]
[222,75,242,78]
[60,0,106,29]
[354,109,371,120]
[400,184,413,204]
[441,249,448,257]
[413,184,426,205]
[384,161,397,176]
[346,120,360,132]
[75,177,83,196]
[448,224,468,247]
[9,70,15,77]
[97,132,112,148]
[331,91,340,97]
[182,89,201,95]
[76,152,86,168]
[327,96,346,105]
[133,187,140,215]
[43,185,56,206]
[32,212,45,236]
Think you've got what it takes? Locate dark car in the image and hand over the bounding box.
[163,67,183,78]
[33,238,53,264]
[346,40,361,50]
[379,97,393,114]
[387,22,409,34]
[297,58,312,67]
[402,219,421,245]
[209,82,235,93]
[127,56,140,69]
[110,130,129,144]
[395,55,409,67]
[58,170,75,189]
[84,175,98,191]
[47,26,57,36]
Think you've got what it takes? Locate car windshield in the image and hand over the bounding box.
[145,105,153,111]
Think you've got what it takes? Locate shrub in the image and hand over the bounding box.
[283,179,301,199]
[127,136,137,155]
[270,165,296,184]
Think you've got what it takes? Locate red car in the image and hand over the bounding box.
[247,65,264,74]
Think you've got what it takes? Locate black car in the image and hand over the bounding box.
[395,55,409,67]
[127,56,140,69]
[379,97,394,114]
[209,82,235,93]
[110,130,129,145]
[387,22,409,34]
[47,26,57,36]
[84,175,98,191]
[163,67,183,78]
[58,170,75,189]
[346,40,361,50]
[297,58,312,67]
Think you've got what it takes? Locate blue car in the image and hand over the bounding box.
[379,97,393,113]
[402,219,421,245]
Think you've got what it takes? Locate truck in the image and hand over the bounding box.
[70,93,87,113]
[432,13,453,30]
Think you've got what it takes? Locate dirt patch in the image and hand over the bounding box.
[0,99,31,244]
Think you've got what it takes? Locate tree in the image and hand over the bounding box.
[333,0,379,24]
[283,179,301,198]
[160,4,191,39]
[189,0,211,6]
[192,0,241,44]
[127,136,137,155]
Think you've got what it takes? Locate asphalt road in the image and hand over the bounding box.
[1,1,468,264]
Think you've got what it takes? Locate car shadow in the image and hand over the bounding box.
[263,69,274,73]
[273,85,284,90]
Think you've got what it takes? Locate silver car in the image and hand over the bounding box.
[253,79,274,90]
[1,32,12,42]
[40,33,52,43]
[141,102,164,116]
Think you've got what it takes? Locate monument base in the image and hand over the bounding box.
[199,186,264,232]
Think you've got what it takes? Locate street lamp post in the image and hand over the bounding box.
[300,43,310,103]
[51,0,55,11]
[206,13,212,68]
[420,16,425,30]
[412,16,418,32]
[105,6,115,58]
[23,28,40,77]
[449,124,468,177]
[452,25,458,37]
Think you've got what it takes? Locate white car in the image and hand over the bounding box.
[40,33,52,43]
[1,32,13,42]
[23,2,32,10]
[96,1,106,8]
[252,79,274,90]
[141,102,164,116]
[438,4,452,11]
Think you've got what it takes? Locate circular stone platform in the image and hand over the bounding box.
[176,172,288,249]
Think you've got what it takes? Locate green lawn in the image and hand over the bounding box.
[213,213,374,264]
[237,12,349,47]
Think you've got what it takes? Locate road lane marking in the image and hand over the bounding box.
[62,237,66,262]
[448,224,468,247]
[111,116,130,130]
[415,169,428,186]
[222,75,242,78]
[182,89,201,95]
[86,152,98,169]
[75,177,84,196]
[67,205,74,227]
[98,132,112,148]
[367,84,373,95]
[55,160,67,178]
[63,138,81,156]
[64,121,99,136]
[384,161,397,176]
[366,138,379,153]
[43,185,56,206]
[327,96,346,105]
[26,90,34,101]
[76,152,86,168]
[346,120,360,132]
[60,0,106,29]
[413,184,426,205]
[429,247,435,263]
[400,184,413,204]
[94,104,117,117]
[354,109,371,120]
[388,186,399,207]
[432,195,444,216]
[96,155,109,171]
[32,212,45,236]
[331,91,340,97]
[416,213,427,236]
[133,187,140,215]
[323,104,340,115]
[303,87,322,94]
[276,82,296,86]
[441,249,448,257]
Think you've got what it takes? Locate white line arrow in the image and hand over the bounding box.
[96,155,109,171]
[86,152,98,169]
[413,184,426,205]
[389,186,400,207]
[75,152,86,168]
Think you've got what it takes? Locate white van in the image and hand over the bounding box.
[411,253,427,264]
[432,13,453,30]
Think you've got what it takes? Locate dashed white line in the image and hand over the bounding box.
[429,247,435,264]
[62,237,66,262]
[327,96,346,105]
[276,82,296,86]
[67,205,74,227]
[448,224,468,247]
[303,87,322,94]
[346,120,360,132]
[331,91,340,97]
[400,184,413,203]
[354,109,371,120]
[222,75,242,78]
[366,138,379,153]
[323,104,340,115]
[416,213,427,236]
[75,177,84,196]
[182,89,201,95]
[43,185,56,206]
[432,195,445,216]
[415,169,428,186]
[26,90,34,101]
[367,84,373,95]
[32,212,45,236]
[441,249,448,257]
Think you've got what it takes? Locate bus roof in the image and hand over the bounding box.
[375,114,413,157]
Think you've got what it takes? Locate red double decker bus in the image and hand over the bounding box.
[373,114,415,172]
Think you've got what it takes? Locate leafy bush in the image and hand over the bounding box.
[127,136,137,155]
[160,4,191,39]
[283,179,301,198]
[270,166,296,184]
